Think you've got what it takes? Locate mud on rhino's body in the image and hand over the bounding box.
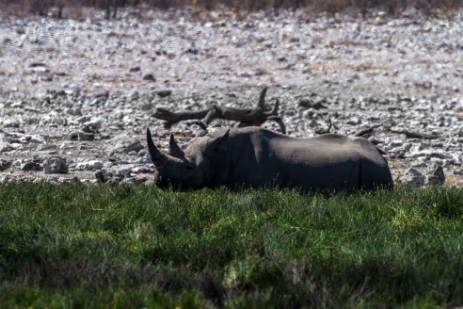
[147,126,393,192]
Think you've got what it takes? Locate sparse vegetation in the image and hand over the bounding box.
[1,183,463,308]
[0,0,462,19]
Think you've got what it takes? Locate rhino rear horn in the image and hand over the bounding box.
[168,134,184,158]
[146,128,167,167]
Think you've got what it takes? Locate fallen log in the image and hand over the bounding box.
[152,88,286,134]
[390,129,440,139]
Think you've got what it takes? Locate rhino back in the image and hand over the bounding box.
[271,134,392,191]
[209,129,392,192]
[270,134,384,166]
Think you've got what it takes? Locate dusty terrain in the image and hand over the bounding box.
[0,8,462,186]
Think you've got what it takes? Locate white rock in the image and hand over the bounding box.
[76,160,103,171]
[83,117,102,131]
[0,175,12,183]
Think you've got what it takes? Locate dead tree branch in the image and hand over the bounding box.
[152,108,208,129]
[354,125,379,138]
[152,88,286,134]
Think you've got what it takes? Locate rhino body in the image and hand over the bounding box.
[147,127,393,192]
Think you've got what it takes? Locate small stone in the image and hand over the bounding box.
[185,47,198,54]
[19,136,31,144]
[140,103,153,111]
[76,116,92,124]
[32,66,50,73]
[29,62,47,68]
[427,166,445,186]
[21,160,43,171]
[43,156,68,174]
[157,90,172,98]
[113,135,144,153]
[0,174,12,183]
[298,99,326,109]
[69,131,95,141]
[113,165,132,177]
[76,160,103,171]
[138,149,148,157]
[131,166,154,173]
[400,168,426,187]
[126,141,144,153]
[30,135,49,143]
[3,119,20,128]
[0,143,14,153]
[66,107,82,116]
[85,92,109,107]
[82,117,102,132]
[143,74,156,81]
[0,159,12,171]
[40,112,67,126]
[129,66,141,73]
[95,169,114,183]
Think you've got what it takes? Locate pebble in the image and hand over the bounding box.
[43,156,68,174]
[0,160,12,171]
[142,74,156,81]
[158,90,173,98]
[20,160,43,171]
[0,175,12,183]
[76,160,103,171]
[112,135,144,153]
[82,117,102,132]
[399,168,426,187]
[69,131,95,141]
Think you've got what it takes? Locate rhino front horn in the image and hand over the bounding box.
[146,128,167,167]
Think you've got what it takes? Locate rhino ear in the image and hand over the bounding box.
[195,129,208,137]
[206,129,230,152]
[146,128,167,167]
[168,134,184,158]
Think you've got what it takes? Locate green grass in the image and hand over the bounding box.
[1,183,463,308]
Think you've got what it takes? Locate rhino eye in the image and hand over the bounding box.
[186,165,193,171]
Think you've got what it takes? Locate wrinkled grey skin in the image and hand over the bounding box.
[147,126,393,192]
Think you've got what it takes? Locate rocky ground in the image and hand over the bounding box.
[0,8,462,186]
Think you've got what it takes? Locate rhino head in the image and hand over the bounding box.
[146,128,229,189]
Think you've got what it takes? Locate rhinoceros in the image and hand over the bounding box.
[146,126,393,192]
